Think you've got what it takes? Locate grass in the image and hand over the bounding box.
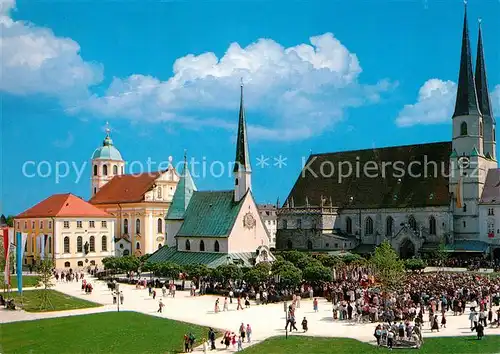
[8,275,40,289]
[1,312,216,354]
[241,336,500,354]
[8,289,101,312]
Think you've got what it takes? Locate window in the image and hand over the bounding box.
[199,240,205,251]
[102,236,107,251]
[494,128,496,141]
[408,215,417,231]
[158,243,162,249]
[480,121,483,136]
[297,219,302,229]
[113,165,118,175]
[24,221,27,229]
[93,165,98,176]
[124,219,129,234]
[32,221,35,229]
[283,219,287,229]
[365,217,374,235]
[307,240,312,250]
[214,240,220,252]
[89,236,95,252]
[429,216,437,235]
[487,221,495,236]
[157,218,162,233]
[123,249,130,256]
[460,122,468,136]
[16,221,19,229]
[77,221,82,228]
[77,236,83,252]
[136,242,141,250]
[48,221,52,229]
[157,187,162,199]
[335,243,339,248]
[235,178,239,186]
[77,261,84,267]
[101,221,107,228]
[89,221,95,228]
[121,166,124,174]
[346,217,352,234]
[90,260,95,266]
[47,236,51,253]
[94,187,97,195]
[463,204,467,212]
[40,221,44,229]
[64,261,70,268]
[103,164,108,176]
[136,219,141,234]
[287,239,293,250]
[463,221,466,228]
[185,240,191,251]
[386,216,393,236]
[24,241,27,252]
[64,237,70,253]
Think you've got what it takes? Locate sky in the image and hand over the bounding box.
[1,0,499,216]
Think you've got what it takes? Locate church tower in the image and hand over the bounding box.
[233,81,252,202]
[91,123,125,196]
[449,4,494,240]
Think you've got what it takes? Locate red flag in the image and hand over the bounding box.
[2,228,11,286]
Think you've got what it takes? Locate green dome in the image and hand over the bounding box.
[92,134,123,161]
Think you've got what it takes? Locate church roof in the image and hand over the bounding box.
[89,172,161,204]
[146,247,254,268]
[166,158,197,220]
[284,141,451,209]
[233,83,251,173]
[92,128,123,161]
[479,169,500,205]
[16,193,112,219]
[176,190,244,237]
[475,21,494,123]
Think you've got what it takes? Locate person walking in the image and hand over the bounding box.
[246,324,252,343]
[157,299,164,313]
[223,297,229,312]
[313,298,318,312]
[237,336,243,351]
[119,291,124,305]
[208,328,216,351]
[387,329,394,350]
[302,317,308,332]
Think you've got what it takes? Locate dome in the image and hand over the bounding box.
[92,133,123,161]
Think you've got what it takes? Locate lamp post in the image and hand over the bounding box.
[284,300,288,339]
[116,283,120,312]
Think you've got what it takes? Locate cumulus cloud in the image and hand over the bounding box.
[396,80,500,127]
[0,0,102,98]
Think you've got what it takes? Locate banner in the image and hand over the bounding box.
[456,177,463,209]
[3,228,11,286]
[16,232,28,294]
[40,234,47,261]
[36,235,41,258]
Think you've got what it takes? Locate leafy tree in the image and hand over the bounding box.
[214,264,243,283]
[433,241,449,268]
[184,264,210,279]
[275,265,302,288]
[370,241,405,292]
[158,262,182,280]
[271,259,295,274]
[341,253,364,264]
[0,214,6,226]
[35,259,54,310]
[303,263,333,283]
[5,215,14,227]
[243,262,271,285]
[280,250,312,270]
[404,258,427,272]
[315,254,343,268]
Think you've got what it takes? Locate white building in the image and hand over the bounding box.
[258,204,278,248]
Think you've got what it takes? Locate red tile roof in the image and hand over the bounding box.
[89,172,161,205]
[16,194,112,219]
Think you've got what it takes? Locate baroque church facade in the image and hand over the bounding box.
[276,6,500,259]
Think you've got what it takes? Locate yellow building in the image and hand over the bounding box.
[15,193,115,270]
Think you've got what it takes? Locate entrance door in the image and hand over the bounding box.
[399,238,416,259]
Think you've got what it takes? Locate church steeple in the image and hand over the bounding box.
[166,150,197,220]
[233,80,252,202]
[453,2,481,118]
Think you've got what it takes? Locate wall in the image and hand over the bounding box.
[176,237,228,253]
[478,205,500,246]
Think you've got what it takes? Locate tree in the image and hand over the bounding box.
[433,241,449,269]
[213,264,243,284]
[184,264,210,280]
[35,259,54,310]
[280,250,312,270]
[341,253,364,264]
[315,254,343,268]
[275,265,302,288]
[370,241,405,292]
[5,215,14,227]
[404,258,427,272]
[158,262,181,280]
[243,262,271,285]
[303,263,333,283]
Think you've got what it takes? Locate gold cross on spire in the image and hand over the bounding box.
[105,121,111,135]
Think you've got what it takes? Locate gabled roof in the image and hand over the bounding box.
[166,158,197,220]
[89,172,161,205]
[146,247,254,268]
[176,190,244,237]
[479,169,500,204]
[16,193,111,219]
[285,141,451,209]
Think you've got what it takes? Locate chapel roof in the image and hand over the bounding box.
[479,169,500,205]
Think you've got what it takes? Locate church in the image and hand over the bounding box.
[276,5,500,260]
[147,84,273,268]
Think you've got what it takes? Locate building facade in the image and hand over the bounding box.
[15,194,115,269]
[258,204,278,248]
[277,6,500,259]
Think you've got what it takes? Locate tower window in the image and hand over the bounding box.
[365,217,374,235]
[463,221,466,228]
[346,217,352,234]
[235,178,239,186]
[480,121,483,136]
[463,204,467,212]
[386,216,394,236]
[113,165,118,175]
[103,164,108,176]
[93,165,98,176]
[460,122,467,136]
[429,216,436,235]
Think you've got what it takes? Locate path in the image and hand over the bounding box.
[2,278,500,353]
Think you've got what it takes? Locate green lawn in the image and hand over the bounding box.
[9,275,40,288]
[9,289,101,312]
[241,336,500,354]
[1,312,215,354]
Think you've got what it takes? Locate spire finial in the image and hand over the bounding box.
[240,77,244,87]
[184,149,187,162]
[478,17,482,25]
[105,121,110,135]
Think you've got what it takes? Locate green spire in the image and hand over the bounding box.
[166,151,197,220]
[233,80,251,173]
[471,146,479,156]
[475,19,494,122]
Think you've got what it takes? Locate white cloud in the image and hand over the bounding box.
[0,0,102,98]
[52,132,74,148]
[396,80,500,127]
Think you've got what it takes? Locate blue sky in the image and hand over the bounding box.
[1,0,499,216]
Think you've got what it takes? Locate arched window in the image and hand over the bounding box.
[307,240,313,250]
[480,121,483,136]
[64,237,70,253]
[157,218,162,233]
[123,219,129,234]
[157,187,162,199]
[214,240,220,252]
[136,241,141,250]
[123,249,130,256]
[158,243,162,249]
[77,236,83,252]
[297,219,302,229]
[287,239,293,249]
[48,237,52,253]
[493,128,496,140]
[346,217,352,234]
[235,178,239,186]
[460,122,467,136]
[282,219,288,229]
[93,187,97,195]
[113,165,118,175]
[93,165,98,176]
[101,236,107,251]
[199,240,205,252]
[386,216,393,236]
[64,261,70,268]
[77,261,83,267]
[136,219,141,234]
[365,217,374,235]
[463,204,467,212]
[185,240,191,251]
[408,215,417,231]
[429,216,437,235]
[103,164,108,176]
[89,236,95,252]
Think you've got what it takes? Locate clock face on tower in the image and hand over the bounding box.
[458,156,470,169]
[243,212,256,229]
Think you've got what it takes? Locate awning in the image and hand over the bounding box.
[444,240,490,253]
